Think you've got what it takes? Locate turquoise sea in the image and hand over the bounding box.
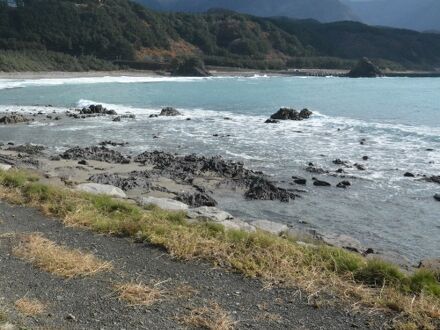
[0,75,439,263]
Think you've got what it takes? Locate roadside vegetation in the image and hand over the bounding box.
[0,169,439,329]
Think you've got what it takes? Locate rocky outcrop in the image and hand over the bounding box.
[88,172,150,191]
[269,108,312,121]
[244,177,296,202]
[424,176,440,184]
[7,144,45,155]
[78,104,117,116]
[0,114,31,125]
[159,107,182,116]
[60,146,130,164]
[138,196,189,211]
[348,58,383,78]
[75,183,127,198]
[175,190,217,207]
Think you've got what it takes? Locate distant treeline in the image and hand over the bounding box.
[0,0,440,71]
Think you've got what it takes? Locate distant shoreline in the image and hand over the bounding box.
[1,68,440,80]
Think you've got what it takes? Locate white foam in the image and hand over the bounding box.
[0,76,225,91]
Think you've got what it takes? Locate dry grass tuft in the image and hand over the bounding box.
[173,284,198,299]
[13,234,112,278]
[179,302,235,330]
[114,282,163,307]
[14,298,45,316]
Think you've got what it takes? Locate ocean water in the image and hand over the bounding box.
[0,75,439,263]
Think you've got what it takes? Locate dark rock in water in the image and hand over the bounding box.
[313,178,331,187]
[60,146,130,164]
[348,57,383,78]
[88,172,150,191]
[159,107,181,116]
[424,176,440,185]
[175,191,217,207]
[112,116,121,122]
[99,141,128,147]
[336,181,351,189]
[265,119,280,124]
[78,160,88,166]
[270,108,313,121]
[359,138,367,145]
[354,163,366,171]
[333,159,351,167]
[245,177,296,202]
[404,172,415,177]
[362,156,369,161]
[335,168,345,174]
[426,148,434,151]
[305,163,328,174]
[0,114,31,125]
[79,104,117,116]
[171,57,210,77]
[149,114,158,118]
[434,194,440,202]
[292,176,307,185]
[7,144,45,155]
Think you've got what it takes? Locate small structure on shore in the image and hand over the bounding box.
[348,57,383,78]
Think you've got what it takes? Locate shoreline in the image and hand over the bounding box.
[1,68,440,80]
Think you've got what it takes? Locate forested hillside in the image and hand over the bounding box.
[136,0,358,23]
[1,0,440,71]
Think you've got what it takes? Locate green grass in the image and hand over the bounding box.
[0,169,439,328]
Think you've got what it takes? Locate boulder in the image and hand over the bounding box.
[0,164,12,171]
[434,194,440,202]
[270,108,313,121]
[0,114,30,125]
[320,233,363,253]
[217,219,256,232]
[348,58,383,78]
[251,219,288,236]
[138,196,189,211]
[75,183,127,199]
[187,206,233,222]
[159,107,181,116]
[404,172,415,177]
